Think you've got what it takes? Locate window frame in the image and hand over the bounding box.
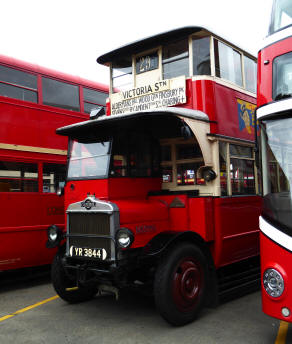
[0,159,68,194]
[190,34,212,77]
[41,76,81,112]
[211,36,256,94]
[42,162,67,194]
[0,63,38,103]
[162,38,190,80]
[82,86,108,114]
[219,140,258,196]
[160,137,205,189]
[0,159,39,193]
[213,38,244,88]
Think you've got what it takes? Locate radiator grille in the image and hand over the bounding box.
[67,212,112,259]
[68,213,110,236]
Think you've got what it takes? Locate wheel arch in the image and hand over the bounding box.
[144,231,218,307]
[144,231,211,263]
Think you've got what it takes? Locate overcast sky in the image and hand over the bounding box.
[1,0,273,86]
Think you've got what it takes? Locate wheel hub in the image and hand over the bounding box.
[172,258,202,312]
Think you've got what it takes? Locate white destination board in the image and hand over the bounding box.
[110,76,186,115]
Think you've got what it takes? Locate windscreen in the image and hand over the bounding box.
[269,0,292,35]
[67,130,160,180]
[67,139,111,179]
[273,51,292,100]
[261,117,292,235]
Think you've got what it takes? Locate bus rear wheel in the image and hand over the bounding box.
[154,243,208,326]
[51,251,97,303]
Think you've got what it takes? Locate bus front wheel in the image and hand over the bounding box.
[154,242,208,326]
[51,251,97,303]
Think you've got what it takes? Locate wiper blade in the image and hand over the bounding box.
[275,93,292,101]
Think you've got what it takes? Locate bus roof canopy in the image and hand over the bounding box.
[56,107,209,137]
[97,26,254,65]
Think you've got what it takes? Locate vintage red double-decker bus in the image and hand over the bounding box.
[0,54,108,271]
[49,27,261,325]
[257,0,292,321]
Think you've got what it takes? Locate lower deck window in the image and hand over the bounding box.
[43,163,66,193]
[219,142,256,196]
[0,161,38,192]
[230,158,255,195]
[161,139,204,187]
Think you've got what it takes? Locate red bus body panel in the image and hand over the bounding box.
[191,80,257,139]
[257,36,292,107]
[260,232,292,321]
[0,55,108,271]
[65,177,261,268]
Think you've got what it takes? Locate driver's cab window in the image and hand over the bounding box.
[110,132,160,178]
[160,138,204,188]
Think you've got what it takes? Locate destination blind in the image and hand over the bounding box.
[110,76,186,115]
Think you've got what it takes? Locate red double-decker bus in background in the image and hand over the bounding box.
[0,54,108,271]
[49,27,261,326]
[257,0,292,321]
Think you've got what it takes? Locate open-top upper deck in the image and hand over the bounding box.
[97,26,256,97]
[96,27,257,142]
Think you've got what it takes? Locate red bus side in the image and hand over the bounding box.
[0,56,108,271]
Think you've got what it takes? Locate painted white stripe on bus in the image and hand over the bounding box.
[261,26,292,50]
[260,216,292,252]
[257,98,292,119]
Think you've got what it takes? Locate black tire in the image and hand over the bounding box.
[154,242,209,326]
[51,252,97,303]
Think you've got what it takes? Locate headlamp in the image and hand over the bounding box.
[46,225,63,248]
[263,268,285,298]
[116,228,134,248]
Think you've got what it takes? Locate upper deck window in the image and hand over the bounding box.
[214,40,243,87]
[273,51,292,100]
[244,56,257,94]
[83,87,107,114]
[269,0,292,35]
[192,36,211,76]
[136,52,159,74]
[112,58,133,93]
[162,39,189,79]
[0,65,37,103]
[42,77,80,112]
[219,142,256,196]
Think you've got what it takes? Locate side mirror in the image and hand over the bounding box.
[203,169,217,182]
[90,107,105,120]
[56,182,65,196]
[180,122,192,140]
[197,166,217,182]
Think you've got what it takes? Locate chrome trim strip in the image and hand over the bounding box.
[67,196,118,214]
[260,216,292,252]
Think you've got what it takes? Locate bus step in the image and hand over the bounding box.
[217,257,261,303]
[218,278,261,303]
